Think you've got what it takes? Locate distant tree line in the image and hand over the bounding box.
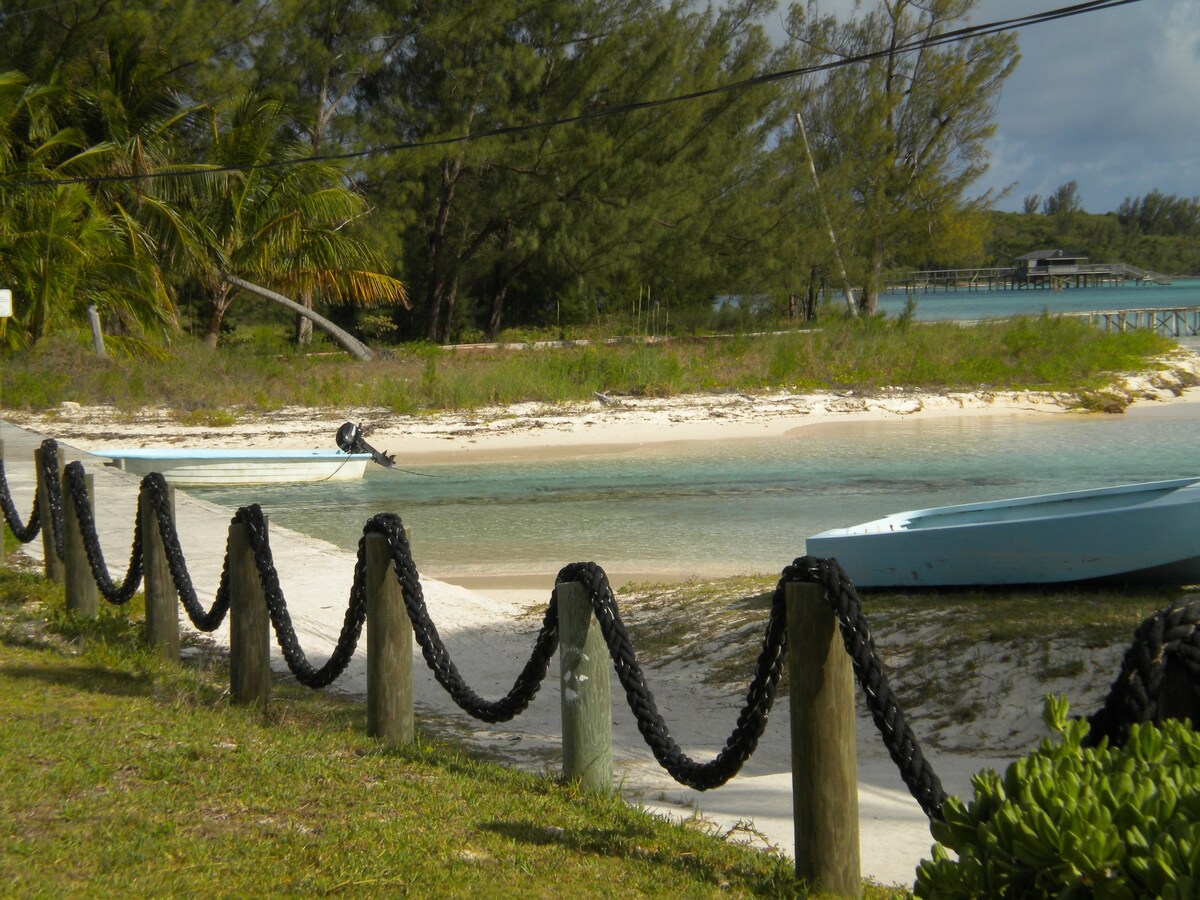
[1116,190,1200,238]
[0,0,1047,352]
[998,181,1200,276]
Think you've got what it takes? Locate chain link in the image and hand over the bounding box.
[235,504,367,689]
[39,439,64,560]
[788,556,948,820]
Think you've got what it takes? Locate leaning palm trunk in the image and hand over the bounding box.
[221,274,373,361]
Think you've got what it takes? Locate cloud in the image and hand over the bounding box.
[972,0,1200,211]
[760,0,1198,212]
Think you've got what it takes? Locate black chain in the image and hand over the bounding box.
[141,473,231,632]
[0,438,63,554]
[39,439,64,561]
[0,452,41,542]
[370,512,560,723]
[234,504,367,689]
[788,556,948,821]
[63,461,143,604]
[557,560,791,792]
[1084,599,1200,748]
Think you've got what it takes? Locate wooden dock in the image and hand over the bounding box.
[885,263,1172,293]
[1067,307,1200,338]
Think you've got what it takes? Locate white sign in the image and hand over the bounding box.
[0,289,11,318]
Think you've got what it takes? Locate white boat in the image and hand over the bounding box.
[93,448,374,487]
[805,477,1200,588]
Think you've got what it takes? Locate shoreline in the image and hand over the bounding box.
[11,355,1198,591]
[5,351,1200,597]
[7,347,1200,465]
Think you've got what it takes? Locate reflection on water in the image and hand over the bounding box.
[187,400,1200,583]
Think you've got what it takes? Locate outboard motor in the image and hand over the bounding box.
[336,422,396,468]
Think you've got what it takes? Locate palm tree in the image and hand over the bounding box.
[0,69,175,352]
[167,95,407,350]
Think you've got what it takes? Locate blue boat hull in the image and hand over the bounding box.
[804,478,1200,588]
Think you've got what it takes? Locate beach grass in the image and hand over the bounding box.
[1,314,1178,417]
[0,565,916,898]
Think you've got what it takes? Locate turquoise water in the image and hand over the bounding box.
[189,283,1200,582]
[875,279,1200,321]
[189,400,1200,583]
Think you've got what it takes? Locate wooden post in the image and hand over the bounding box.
[366,533,414,745]
[62,471,98,618]
[787,582,860,898]
[34,445,65,583]
[141,486,179,661]
[229,519,270,710]
[558,580,613,794]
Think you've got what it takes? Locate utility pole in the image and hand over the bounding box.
[795,112,858,317]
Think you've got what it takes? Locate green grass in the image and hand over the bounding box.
[0,314,1182,418]
[1,565,917,898]
[6,553,1186,896]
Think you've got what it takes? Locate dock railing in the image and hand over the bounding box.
[1067,306,1200,337]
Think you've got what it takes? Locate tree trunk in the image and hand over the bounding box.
[424,157,462,342]
[438,276,459,344]
[486,282,510,340]
[204,287,232,349]
[485,252,528,340]
[424,256,446,342]
[294,286,314,345]
[859,240,883,315]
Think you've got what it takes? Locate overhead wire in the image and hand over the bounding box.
[5,0,1143,189]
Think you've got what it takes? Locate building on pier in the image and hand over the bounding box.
[884,249,1172,294]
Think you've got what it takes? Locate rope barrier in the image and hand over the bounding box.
[2,437,1198,824]
[1084,598,1200,748]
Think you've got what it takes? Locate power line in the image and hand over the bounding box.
[0,0,83,18]
[7,0,1143,189]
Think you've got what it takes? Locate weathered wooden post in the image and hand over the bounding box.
[34,444,65,583]
[365,533,414,746]
[787,581,860,898]
[141,485,179,661]
[229,519,270,710]
[62,470,98,618]
[558,579,613,795]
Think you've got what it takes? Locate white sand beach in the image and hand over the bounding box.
[4,350,1199,887]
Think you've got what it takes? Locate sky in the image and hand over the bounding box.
[764,0,1200,214]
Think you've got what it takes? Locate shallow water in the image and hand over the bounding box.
[875,278,1200,321]
[190,283,1200,584]
[188,399,1200,584]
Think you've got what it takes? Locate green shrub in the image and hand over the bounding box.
[178,407,238,428]
[916,695,1200,898]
